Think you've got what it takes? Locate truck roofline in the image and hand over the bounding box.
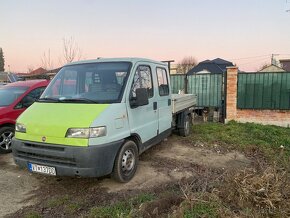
[64,57,168,67]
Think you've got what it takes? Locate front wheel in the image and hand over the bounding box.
[0,126,15,153]
[112,140,139,183]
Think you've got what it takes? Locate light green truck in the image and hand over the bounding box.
[12,58,196,182]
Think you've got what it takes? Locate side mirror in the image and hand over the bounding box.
[130,88,149,108]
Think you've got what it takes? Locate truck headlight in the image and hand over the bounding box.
[65,127,106,138]
[15,123,26,133]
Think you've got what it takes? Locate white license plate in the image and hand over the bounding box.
[28,163,56,176]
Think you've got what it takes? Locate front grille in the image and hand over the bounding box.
[16,151,76,166]
[14,142,77,167]
[24,143,65,151]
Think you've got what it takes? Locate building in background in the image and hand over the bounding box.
[17,67,61,80]
[280,59,290,71]
[0,72,19,83]
[258,64,286,72]
[0,72,8,83]
[187,58,234,75]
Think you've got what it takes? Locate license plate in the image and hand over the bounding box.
[28,163,56,176]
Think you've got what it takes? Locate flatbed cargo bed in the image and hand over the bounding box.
[172,94,197,114]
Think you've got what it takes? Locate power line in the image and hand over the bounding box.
[237,57,270,66]
[230,54,271,61]
[230,54,290,61]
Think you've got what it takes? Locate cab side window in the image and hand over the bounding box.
[130,65,153,98]
[156,67,169,96]
[16,87,46,109]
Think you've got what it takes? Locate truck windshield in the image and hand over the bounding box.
[0,86,28,107]
[40,62,132,103]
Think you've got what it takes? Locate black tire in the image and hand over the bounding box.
[112,140,139,183]
[179,114,191,137]
[0,126,15,153]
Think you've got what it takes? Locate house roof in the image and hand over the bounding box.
[259,64,285,72]
[187,58,234,75]
[280,59,290,71]
[29,67,47,75]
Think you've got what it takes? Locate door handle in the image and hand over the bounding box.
[153,102,157,110]
[168,99,171,106]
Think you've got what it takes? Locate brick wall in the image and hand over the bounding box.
[225,67,290,127]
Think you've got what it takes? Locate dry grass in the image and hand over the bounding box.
[219,165,290,217]
[176,163,290,217]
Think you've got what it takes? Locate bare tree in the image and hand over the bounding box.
[41,49,53,70]
[27,65,34,73]
[62,37,82,64]
[176,56,197,74]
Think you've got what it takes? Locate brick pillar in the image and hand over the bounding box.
[225,66,238,123]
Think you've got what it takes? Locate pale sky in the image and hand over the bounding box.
[1,0,290,72]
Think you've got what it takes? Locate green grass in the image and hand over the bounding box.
[89,201,130,218]
[191,121,290,164]
[47,195,69,207]
[88,193,155,218]
[183,202,219,218]
[46,195,82,214]
[24,211,42,218]
[129,193,156,205]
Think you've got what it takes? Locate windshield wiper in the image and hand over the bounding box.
[37,97,61,103]
[59,98,99,104]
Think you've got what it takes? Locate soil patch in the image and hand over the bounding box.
[3,135,252,217]
[0,154,39,216]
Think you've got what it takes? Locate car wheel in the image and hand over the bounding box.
[112,140,138,183]
[179,114,191,137]
[0,126,15,153]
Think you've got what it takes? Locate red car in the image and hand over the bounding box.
[0,80,49,153]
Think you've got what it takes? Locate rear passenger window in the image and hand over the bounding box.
[156,68,169,96]
[131,65,153,98]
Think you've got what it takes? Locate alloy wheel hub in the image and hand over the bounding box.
[0,131,14,150]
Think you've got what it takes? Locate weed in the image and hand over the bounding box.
[130,193,156,206]
[219,165,290,217]
[47,195,70,207]
[65,202,82,214]
[89,201,130,218]
[88,193,157,218]
[24,211,42,218]
[183,201,218,218]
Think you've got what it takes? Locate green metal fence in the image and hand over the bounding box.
[170,74,186,94]
[170,73,224,107]
[187,73,223,107]
[237,72,290,109]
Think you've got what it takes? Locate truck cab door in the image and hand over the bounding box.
[126,64,158,146]
[155,67,172,133]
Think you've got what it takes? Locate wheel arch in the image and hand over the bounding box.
[124,133,142,154]
[0,123,15,129]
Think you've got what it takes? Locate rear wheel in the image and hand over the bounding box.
[179,114,191,137]
[112,140,138,183]
[0,126,14,153]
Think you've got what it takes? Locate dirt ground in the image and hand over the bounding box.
[0,154,39,216]
[0,135,251,217]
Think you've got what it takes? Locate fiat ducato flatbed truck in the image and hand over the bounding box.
[12,58,196,182]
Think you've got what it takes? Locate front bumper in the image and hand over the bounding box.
[12,138,124,177]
